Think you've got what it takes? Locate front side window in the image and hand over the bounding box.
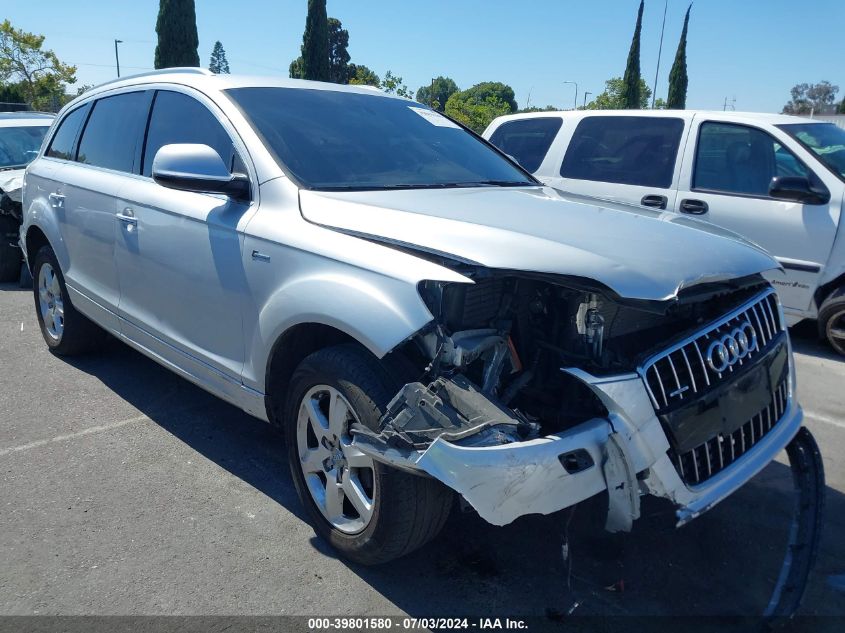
[0,124,50,169]
[488,117,562,173]
[777,122,845,182]
[226,87,535,190]
[694,122,812,197]
[46,106,89,161]
[77,92,149,173]
[559,116,684,188]
[142,90,237,177]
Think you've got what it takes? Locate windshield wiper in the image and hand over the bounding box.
[0,164,27,172]
[317,180,535,192]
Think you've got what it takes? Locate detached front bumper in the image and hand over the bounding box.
[354,359,802,529]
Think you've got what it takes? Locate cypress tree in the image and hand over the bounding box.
[154,0,200,69]
[301,0,330,81]
[622,0,644,109]
[209,41,230,74]
[667,5,691,109]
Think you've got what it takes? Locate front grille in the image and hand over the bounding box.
[641,289,783,412]
[671,378,788,485]
[639,288,791,486]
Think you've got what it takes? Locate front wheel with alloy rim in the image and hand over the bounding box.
[285,344,453,565]
[818,290,845,356]
[32,245,108,355]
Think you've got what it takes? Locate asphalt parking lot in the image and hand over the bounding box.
[1,280,844,625]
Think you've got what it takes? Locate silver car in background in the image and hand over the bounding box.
[20,69,811,576]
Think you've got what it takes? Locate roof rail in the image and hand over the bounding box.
[92,67,214,91]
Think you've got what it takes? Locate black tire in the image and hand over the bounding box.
[32,245,108,355]
[818,289,845,356]
[0,215,21,283]
[285,343,453,565]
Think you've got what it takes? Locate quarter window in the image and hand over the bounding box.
[694,122,812,197]
[46,105,89,160]
[488,117,562,173]
[142,90,237,177]
[77,92,149,173]
[560,116,684,188]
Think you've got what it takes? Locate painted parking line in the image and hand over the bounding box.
[0,414,148,457]
[804,411,845,430]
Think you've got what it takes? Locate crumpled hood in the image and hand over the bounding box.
[299,186,780,302]
[0,170,24,203]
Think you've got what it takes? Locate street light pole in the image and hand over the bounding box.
[651,0,668,108]
[563,81,578,111]
[114,39,123,78]
[583,91,592,109]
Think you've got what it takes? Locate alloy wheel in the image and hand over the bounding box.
[296,385,376,534]
[38,263,64,342]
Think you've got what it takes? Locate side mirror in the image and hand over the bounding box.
[152,143,250,200]
[768,176,829,205]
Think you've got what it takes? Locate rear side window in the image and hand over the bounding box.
[694,122,812,197]
[77,92,149,173]
[560,116,684,188]
[46,105,89,160]
[488,117,562,172]
[142,90,237,177]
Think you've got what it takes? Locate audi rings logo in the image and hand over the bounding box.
[706,321,758,373]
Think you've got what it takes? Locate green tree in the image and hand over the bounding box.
[300,0,330,81]
[208,41,230,74]
[290,17,352,83]
[0,20,77,111]
[0,82,28,111]
[782,81,840,115]
[347,64,380,87]
[327,18,351,83]
[666,5,691,109]
[622,0,644,109]
[585,77,651,110]
[456,81,517,112]
[519,105,559,113]
[416,76,458,112]
[444,83,516,134]
[380,70,411,97]
[154,0,200,69]
[839,98,845,114]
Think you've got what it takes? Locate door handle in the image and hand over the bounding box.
[116,208,137,225]
[641,194,668,210]
[48,192,65,208]
[679,199,709,215]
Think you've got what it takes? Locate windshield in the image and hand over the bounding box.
[0,125,50,170]
[777,122,845,182]
[226,87,535,191]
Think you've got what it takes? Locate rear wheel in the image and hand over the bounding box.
[0,215,21,283]
[32,245,108,355]
[818,290,845,356]
[285,344,453,565]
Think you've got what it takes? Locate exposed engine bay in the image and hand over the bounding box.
[357,269,770,454]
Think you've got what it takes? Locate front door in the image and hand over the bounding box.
[674,118,839,316]
[114,89,253,396]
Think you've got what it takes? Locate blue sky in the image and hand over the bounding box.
[5,0,844,113]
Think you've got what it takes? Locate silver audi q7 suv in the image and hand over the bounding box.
[21,68,806,566]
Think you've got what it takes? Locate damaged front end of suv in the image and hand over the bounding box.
[352,263,803,533]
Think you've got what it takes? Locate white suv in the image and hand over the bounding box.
[484,110,845,354]
[21,70,812,580]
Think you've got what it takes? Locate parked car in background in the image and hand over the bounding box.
[484,111,845,355]
[0,111,54,282]
[21,71,810,581]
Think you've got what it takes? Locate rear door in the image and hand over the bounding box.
[674,117,839,315]
[545,114,688,211]
[114,88,254,396]
[48,91,150,331]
